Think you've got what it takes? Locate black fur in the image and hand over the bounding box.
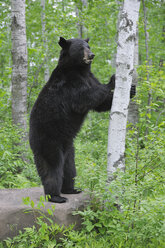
[29,37,135,203]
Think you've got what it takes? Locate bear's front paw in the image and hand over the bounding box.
[130,85,136,98]
[109,74,115,89]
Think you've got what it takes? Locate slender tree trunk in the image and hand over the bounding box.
[128,26,139,125]
[62,0,65,12]
[111,1,123,68]
[75,0,87,39]
[159,25,165,67]
[107,0,140,182]
[41,0,49,83]
[142,0,149,65]
[142,0,152,133]
[115,1,139,125]
[11,0,28,138]
[75,6,83,39]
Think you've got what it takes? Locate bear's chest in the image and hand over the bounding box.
[67,74,96,89]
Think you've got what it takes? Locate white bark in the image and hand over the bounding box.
[11,0,28,133]
[115,1,139,125]
[41,0,49,83]
[111,1,123,68]
[107,0,140,182]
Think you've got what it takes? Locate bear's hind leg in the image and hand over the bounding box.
[43,167,68,203]
[34,148,67,203]
[61,145,81,194]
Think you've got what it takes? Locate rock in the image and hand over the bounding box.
[0,187,89,241]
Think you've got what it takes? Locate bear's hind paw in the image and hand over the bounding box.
[61,189,82,194]
[49,195,68,203]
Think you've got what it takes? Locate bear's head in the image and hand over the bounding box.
[58,37,95,67]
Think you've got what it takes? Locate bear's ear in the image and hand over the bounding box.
[58,37,69,48]
[84,38,89,43]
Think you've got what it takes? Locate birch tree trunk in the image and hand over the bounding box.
[111,1,123,68]
[107,0,140,182]
[41,0,49,83]
[11,0,28,138]
[115,1,139,125]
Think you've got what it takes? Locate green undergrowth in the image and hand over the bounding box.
[1,110,165,247]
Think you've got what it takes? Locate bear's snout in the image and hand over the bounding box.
[89,53,95,60]
[83,49,95,64]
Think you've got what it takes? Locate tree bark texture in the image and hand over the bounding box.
[114,1,139,125]
[107,0,140,182]
[11,0,28,133]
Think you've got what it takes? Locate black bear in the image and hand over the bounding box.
[29,37,135,203]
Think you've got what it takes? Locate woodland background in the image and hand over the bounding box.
[0,0,165,247]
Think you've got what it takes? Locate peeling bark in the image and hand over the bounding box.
[11,0,28,137]
[107,0,140,182]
